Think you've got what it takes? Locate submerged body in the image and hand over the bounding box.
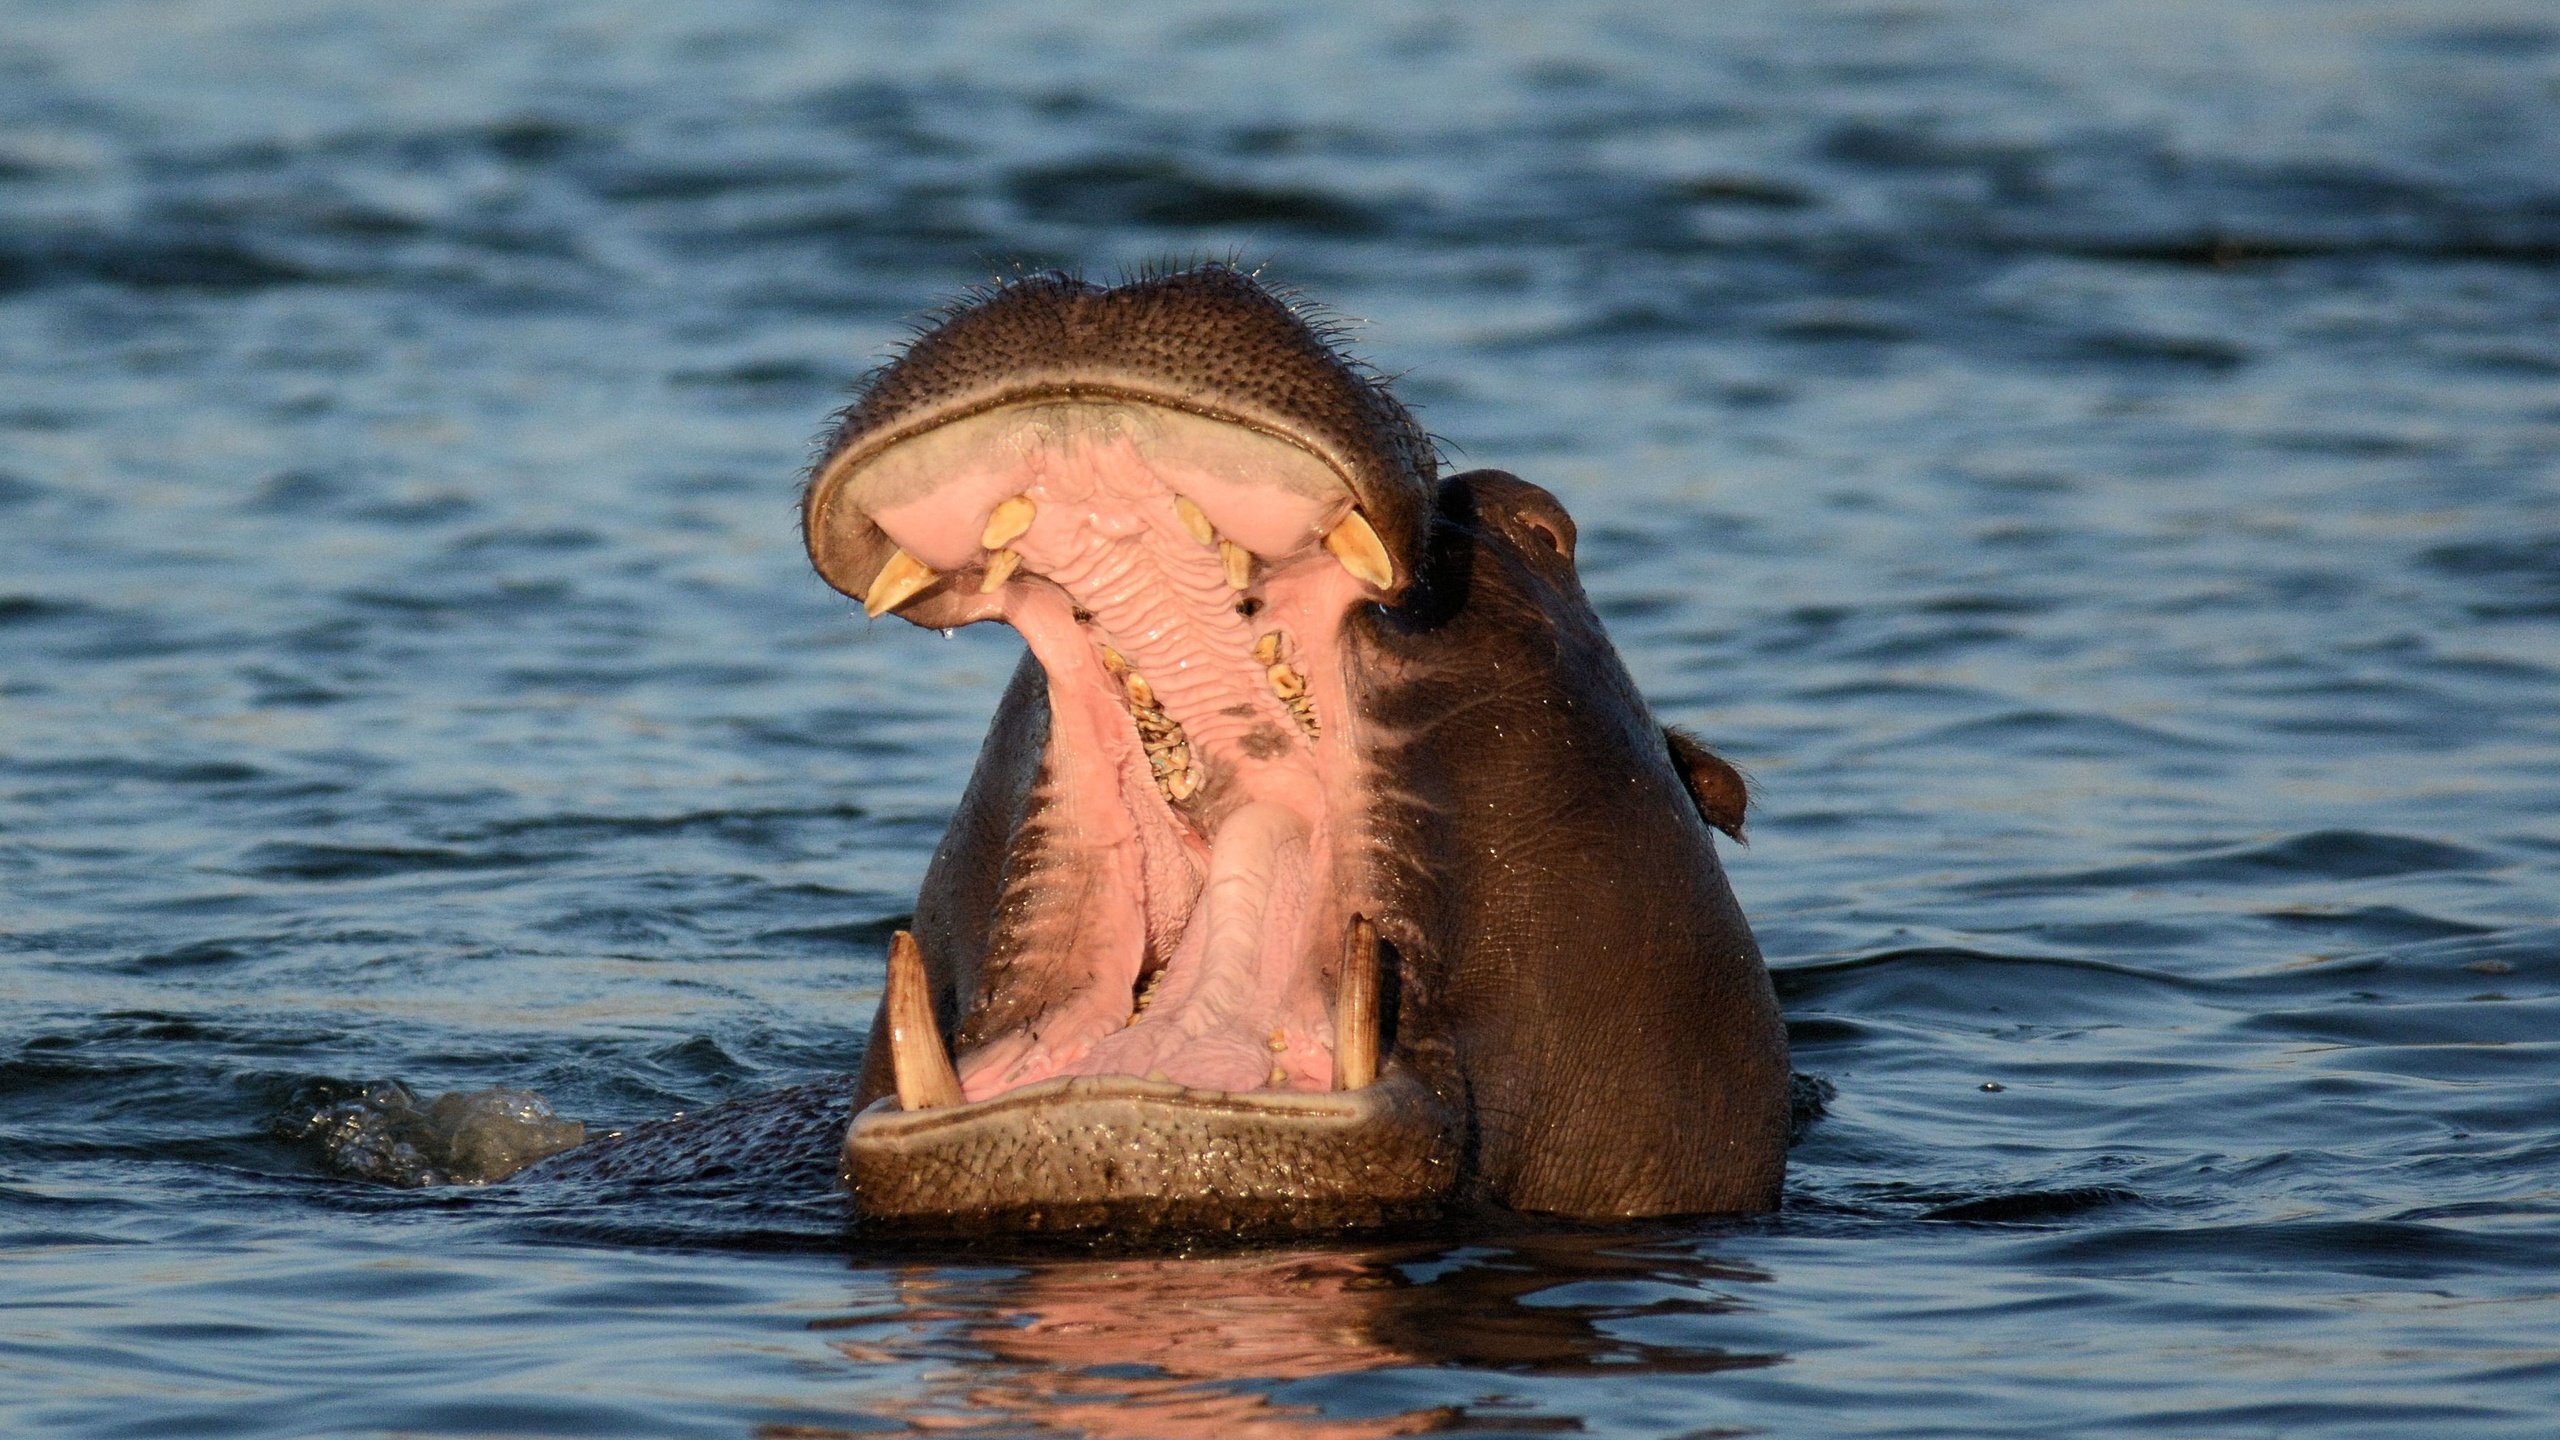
[542,266,1786,1234]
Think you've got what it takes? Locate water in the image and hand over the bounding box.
[5,0,2557,1434]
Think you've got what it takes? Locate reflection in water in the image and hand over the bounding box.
[784,1234,1779,1438]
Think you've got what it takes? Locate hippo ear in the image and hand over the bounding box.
[1664,726,1748,841]
[1445,468,1578,563]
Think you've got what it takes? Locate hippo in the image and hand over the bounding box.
[535,264,1787,1236]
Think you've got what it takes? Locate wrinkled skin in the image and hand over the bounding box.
[534,266,1786,1235]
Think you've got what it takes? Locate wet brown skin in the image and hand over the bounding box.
[1349,469,1788,1214]
[820,267,1785,1229]
[527,266,1787,1233]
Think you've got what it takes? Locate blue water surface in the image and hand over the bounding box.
[5,1,2559,1435]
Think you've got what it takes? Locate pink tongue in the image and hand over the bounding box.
[1066,801,1331,1092]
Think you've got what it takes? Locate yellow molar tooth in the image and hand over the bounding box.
[1173,495,1216,546]
[980,495,1035,550]
[1220,539,1254,591]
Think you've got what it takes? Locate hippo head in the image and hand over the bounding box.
[802,265,1787,1235]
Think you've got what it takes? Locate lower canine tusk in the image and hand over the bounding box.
[1323,510,1394,589]
[863,548,939,618]
[1333,915,1381,1090]
[978,547,1023,592]
[886,930,962,1109]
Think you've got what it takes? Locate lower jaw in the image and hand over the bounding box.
[843,1069,1461,1237]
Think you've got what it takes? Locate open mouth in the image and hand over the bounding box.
[812,385,1434,1153]
[793,266,1499,1233]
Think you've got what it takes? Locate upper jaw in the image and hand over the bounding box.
[805,393,1406,632]
[807,377,1418,611]
[803,269,1440,626]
